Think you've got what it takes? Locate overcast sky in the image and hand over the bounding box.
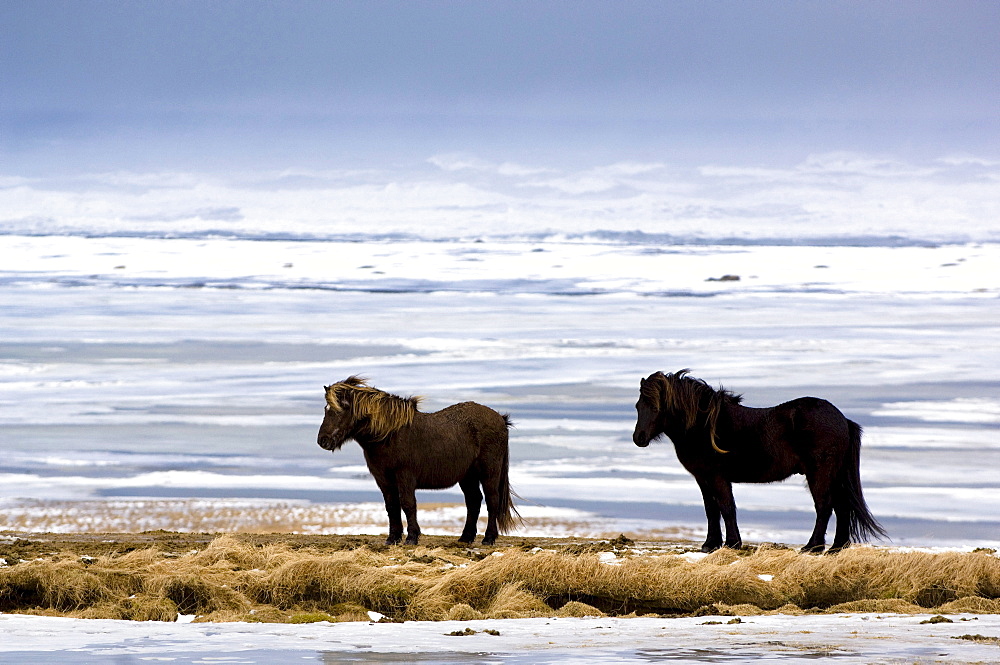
[3,0,998,171]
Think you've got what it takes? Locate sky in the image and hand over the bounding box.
[2,0,1000,172]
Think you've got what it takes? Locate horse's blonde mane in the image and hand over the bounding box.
[645,370,740,454]
[325,376,422,439]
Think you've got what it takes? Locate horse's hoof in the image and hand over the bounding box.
[800,543,826,554]
[385,537,402,546]
[701,543,722,553]
[482,536,497,546]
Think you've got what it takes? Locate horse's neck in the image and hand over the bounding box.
[353,412,411,448]
[351,420,386,448]
[719,402,766,432]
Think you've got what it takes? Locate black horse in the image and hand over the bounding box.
[632,370,885,553]
[317,376,520,546]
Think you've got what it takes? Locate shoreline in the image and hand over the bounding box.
[3,496,999,552]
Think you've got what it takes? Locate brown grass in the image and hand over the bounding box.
[2,534,999,623]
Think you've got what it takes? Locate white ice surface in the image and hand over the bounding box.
[2,612,1000,664]
[1,234,998,548]
[2,235,998,298]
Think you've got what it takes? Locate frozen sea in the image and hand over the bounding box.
[1,159,999,549]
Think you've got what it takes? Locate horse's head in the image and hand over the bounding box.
[317,379,363,451]
[633,370,736,454]
[317,376,420,450]
[633,371,668,447]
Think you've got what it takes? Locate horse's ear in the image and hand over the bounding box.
[640,377,647,386]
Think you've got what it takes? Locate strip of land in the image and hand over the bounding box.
[2,531,998,623]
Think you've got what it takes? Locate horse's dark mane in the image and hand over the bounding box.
[644,369,742,453]
[324,376,423,438]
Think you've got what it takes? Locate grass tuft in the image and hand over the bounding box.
[3,535,1000,622]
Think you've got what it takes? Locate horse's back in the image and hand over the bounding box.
[423,401,509,443]
[779,396,849,430]
[783,395,841,411]
[770,396,856,462]
[434,400,505,423]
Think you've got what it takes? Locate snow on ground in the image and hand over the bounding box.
[2,612,1000,664]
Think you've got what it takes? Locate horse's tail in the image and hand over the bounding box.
[496,414,522,534]
[841,420,887,542]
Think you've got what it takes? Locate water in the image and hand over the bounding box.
[1,170,999,548]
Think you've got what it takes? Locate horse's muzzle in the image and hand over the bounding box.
[317,433,342,451]
[633,431,650,447]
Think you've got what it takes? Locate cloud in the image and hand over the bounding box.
[936,154,1000,168]
[799,153,938,178]
[700,153,944,181]
[428,154,555,177]
[2,151,998,243]
[524,163,666,195]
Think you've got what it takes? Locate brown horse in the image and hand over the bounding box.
[633,370,885,553]
[317,376,519,545]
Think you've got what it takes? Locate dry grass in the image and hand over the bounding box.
[2,534,999,623]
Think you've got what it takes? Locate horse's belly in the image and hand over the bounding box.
[417,472,461,490]
[732,470,800,484]
[726,458,800,483]
[416,453,476,489]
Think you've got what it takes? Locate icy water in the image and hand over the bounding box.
[1,229,998,548]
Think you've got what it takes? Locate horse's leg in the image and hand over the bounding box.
[396,471,421,546]
[694,475,736,552]
[372,471,403,545]
[829,489,853,552]
[458,472,482,543]
[715,478,742,550]
[802,470,834,554]
[479,468,502,546]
